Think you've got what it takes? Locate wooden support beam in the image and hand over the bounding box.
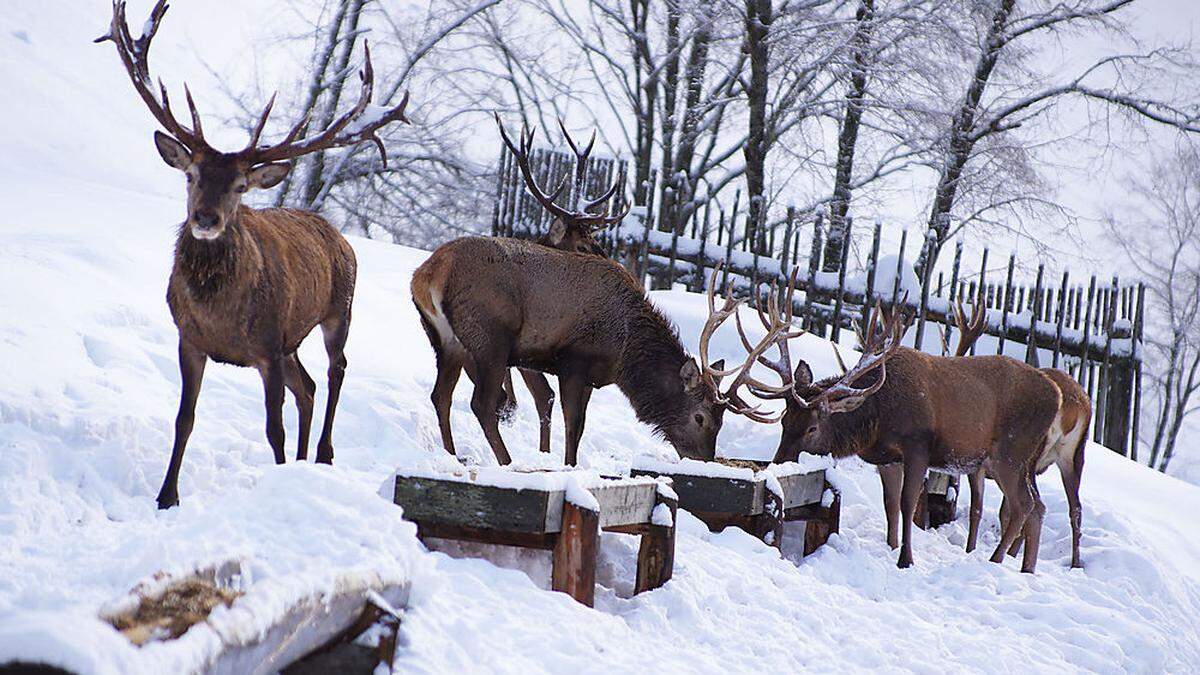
[551,501,600,607]
[635,493,678,593]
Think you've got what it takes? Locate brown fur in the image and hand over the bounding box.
[774,347,1061,572]
[155,148,357,510]
[412,236,724,465]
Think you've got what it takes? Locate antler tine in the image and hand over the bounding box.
[245,93,278,152]
[699,265,747,391]
[559,118,596,210]
[798,295,908,413]
[247,42,410,167]
[183,84,204,141]
[496,114,576,223]
[98,0,207,151]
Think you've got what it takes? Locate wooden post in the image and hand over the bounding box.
[1131,283,1145,461]
[1080,276,1097,396]
[1025,264,1045,366]
[551,501,600,607]
[1099,276,1125,452]
[890,229,908,308]
[722,210,736,292]
[803,486,840,556]
[1052,271,1070,368]
[948,239,963,304]
[862,221,882,336]
[914,229,937,352]
[780,207,796,274]
[635,492,678,593]
[803,213,824,330]
[692,200,713,293]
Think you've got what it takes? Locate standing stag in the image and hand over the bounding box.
[98,0,410,508]
[492,117,615,456]
[934,305,1091,568]
[734,283,1060,572]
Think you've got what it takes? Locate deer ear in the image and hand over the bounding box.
[680,359,703,391]
[794,361,813,388]
[154,131,191,171]
[709,359,725,387]
[247,162,292,190]
[547,219,567,246]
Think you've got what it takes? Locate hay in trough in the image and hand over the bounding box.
[106,577,243,645]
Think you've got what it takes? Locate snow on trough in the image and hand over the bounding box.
[2,3,1200,671]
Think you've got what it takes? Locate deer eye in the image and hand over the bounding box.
[806,425,818,436]
[235,184,248,194]
[694,414,705,426]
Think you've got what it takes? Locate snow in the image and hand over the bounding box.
[3,3,1200,673]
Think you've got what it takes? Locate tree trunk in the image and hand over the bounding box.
[630,0,657,208]
[743,0,772,254]
[671,7,714,230]
[915,0,1016,277]
[656,0,683,236]
[823,0,875,272]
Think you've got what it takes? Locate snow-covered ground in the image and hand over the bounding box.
[3,3,1200,673]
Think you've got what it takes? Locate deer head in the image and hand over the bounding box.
[769,300,908,462]
[98,0,409,241]
[496,115,627,255]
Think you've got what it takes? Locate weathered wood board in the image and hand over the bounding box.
[630,470,765,515]
[589,479,658,529]
[773,469,827,510]
[393,476,559,533]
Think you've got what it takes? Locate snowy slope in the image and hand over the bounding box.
[3,3,1200,673]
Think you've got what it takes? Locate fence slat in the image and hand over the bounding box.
[1052,271,1069,368]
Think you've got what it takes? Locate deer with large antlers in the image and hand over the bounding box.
[98,0,410,508]
[929,303,1092,568]
[733,282,1060,572]
[491,117,617,455]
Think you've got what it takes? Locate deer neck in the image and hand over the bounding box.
[826,397,881,458]
[616,310,691,431]
[173,206,260,303]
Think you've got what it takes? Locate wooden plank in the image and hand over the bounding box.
[588,480,658,529]
[631,469,765,516]
[773,470,826,510]
[416,522,557,550]
[551,501,599,607]
[393,476,556,533]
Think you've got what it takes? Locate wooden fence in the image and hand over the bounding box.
[490,144,1145,457]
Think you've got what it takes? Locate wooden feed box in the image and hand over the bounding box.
[915,469,959,530]
[392,469,677,608]
[630,459,840,556]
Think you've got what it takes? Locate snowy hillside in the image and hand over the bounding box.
[3,2,1200,673]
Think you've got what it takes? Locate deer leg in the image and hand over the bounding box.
[518,368,555,454]
[1059,456,1085,569]
[966,468,985,553]
[498,369,518,421]
[260,355,287,465]
[469,364,512,466]
[156,339,207,510]
[879,463,903,550]
[315,313,350,465]
[1019,472,1046,573]
[283,352,316,462]
[430,349,463,457]
[559,374,591,467]
[898,452,929,569]
[989,465,1034,566]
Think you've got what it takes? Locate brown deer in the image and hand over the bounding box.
[753,290,1061,572]
[935,305,1091,568]
[98,0,410,508]
[411,252,783,466]
[492,117,615,456]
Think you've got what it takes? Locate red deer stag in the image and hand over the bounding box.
[98,0,410,508]
[760,294,1061,572]
[492,117,616,456]
[410,252,783,466]
[935,304,1091,568]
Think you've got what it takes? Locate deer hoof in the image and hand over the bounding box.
[156,496,179,510]
[896,554,913,569]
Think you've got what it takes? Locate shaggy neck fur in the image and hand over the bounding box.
[814,374,883,458]
[174,206,250,302]
[616,306,691,437]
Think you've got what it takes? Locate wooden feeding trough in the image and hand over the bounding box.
[916,469,959,530]
[630,458,840,556]
[392,468,677,607]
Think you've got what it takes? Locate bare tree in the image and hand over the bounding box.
[1108,142,1200,473]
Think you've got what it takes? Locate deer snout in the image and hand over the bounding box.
[191,210,223,239]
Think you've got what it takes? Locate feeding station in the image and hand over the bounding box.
[391,467,677,607]
[630,457,840,556]
[916,469,959,529]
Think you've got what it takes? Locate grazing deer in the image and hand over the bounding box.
[492,117,615,456]
[411,254,781,467]
[98,0,410,508]
[756,290,1060,572]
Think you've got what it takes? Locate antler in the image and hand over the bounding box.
[698,266,805,423]
[795,300,908,414]
[948,297,987,357]
[243,43,410,167]
[496,115,628,230]
[99,1,409,167]
[96,0,209,152]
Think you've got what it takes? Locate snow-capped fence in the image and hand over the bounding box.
[491,145,1145,458]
